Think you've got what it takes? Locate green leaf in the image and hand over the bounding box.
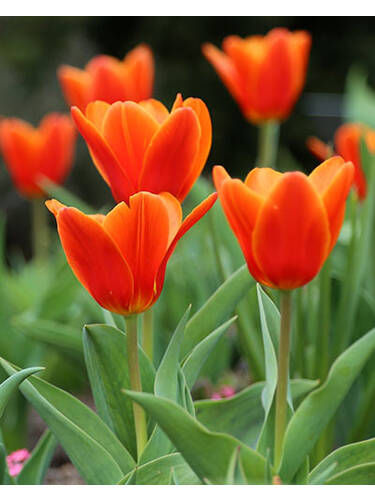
[326,462,375,485]
[309,438,375,485]
[182,316,237,390]
[41,179,94,213]
[0,366,44,419]
[195,379,318,449]
[126,390,268,484]
[17,430,57,485]
[0,358,135,485]
[83,323,155,459]
[344,66,375,128]
[181,264,253,356]
[279,327,375,482]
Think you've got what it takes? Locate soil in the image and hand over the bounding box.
[44,464,85,485]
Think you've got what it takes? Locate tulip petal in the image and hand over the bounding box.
[139,99,169,124]
[71,106,134,202]
[58,65,90,111]
[310,157,354,250]
[86,101,111,132]
[245,167,282,197]
[103,192,177,312]
[124,44,154,102]
[140,107,200,201]
[306,136,331,162]
[87,55,128,104]
[102,101,159,189]
[253,172,330,289]
[47,202,134,314]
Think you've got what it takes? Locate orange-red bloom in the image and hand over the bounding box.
[203,28,311,124]
[213,157,354,290]
[58,45,154,112]
[0,114,76,199]
[307,123,375,200]
[71,94,211,203]
[46,191,217,315]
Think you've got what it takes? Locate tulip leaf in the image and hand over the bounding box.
[326,462,375,485]
[0,358,135,485]
[0,366,44,419]
[17,430,57,485]
[309,438,375,485]
[182,316,237,390]
[279,327,375,482]
[126,390,268,484]
[181,264,253,356]
[41,179,94,213]
[195,379,318,449]
[82,323,155,459]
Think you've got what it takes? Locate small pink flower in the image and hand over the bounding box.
[6,448,30,477]
[211,392,222,400]
[220,385,235,398]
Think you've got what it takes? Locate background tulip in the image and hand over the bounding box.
[46,191,217,315]
[0,113,76,199]
[71,93,212,203]
[58,44,154,111]
[213,157,354,290]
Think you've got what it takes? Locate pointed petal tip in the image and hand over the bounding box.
[45,199,66,217]
[212,165,231,190]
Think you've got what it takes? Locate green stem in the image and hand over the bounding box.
[32,198,49,263]
[257,120,280,167]
[316,258,331,380]
[142,308,154,363]
[125,315,148,459]
[274,290,292,469]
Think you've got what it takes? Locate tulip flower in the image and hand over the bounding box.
[58,44,154,111]
[202,28,311,124]
[6,449,30,477]
[71,94,211,203]
[0,113,76,199]
[46,191,217,315]
[307,123,375,201]
[213,157,354,290]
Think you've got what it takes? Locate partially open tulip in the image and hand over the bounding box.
[203,28,311,124]
[71,94,211,203]
[58,44,154,111]
[46,191,217,315]
[213,157,354,289]
[0,114,76,199]
[307,123,375,200]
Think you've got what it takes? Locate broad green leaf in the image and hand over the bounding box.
[126,390,268,484]
[326,462,375,485]
[181,264,253,356]
[182,316,237,390]
[0,442,6,485]
[0,366,43,419]
[0,358,135,485]
[83,323,155,459]
[17,430,57,485]
[279,328,375,482]
[345,66,375,128]
[195,379,318,449]
[309,438,375,485]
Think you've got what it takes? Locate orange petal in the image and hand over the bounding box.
[58,65,90,111]
[86,101,111,132]
[310,157,354,250]
[245,167,283,197]
[140,107,200,201]
[155,192,217,300]
[177,97,212,200]
[213,166,271,286]
[138,98,169,124]
[306,136,332,162]
[124,44,154,102]
[171,93,184,112]
[103,192,178,312]
[71,106,134,202]
[253,172,330,289]
[87,55,128,104]
[101,101,159,189]
[52,204,134,314]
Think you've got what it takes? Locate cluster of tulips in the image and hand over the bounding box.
[1,27,375,486]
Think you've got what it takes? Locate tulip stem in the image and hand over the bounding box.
[32,198,49,263]
[142,308,154,363]
[257,120,280,167]
[274,289,292,470]
[125,315,148,460]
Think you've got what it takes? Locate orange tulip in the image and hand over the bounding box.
[0,113,76,199]
[46,191,217,315]
[213,157,354,290]
[71,93,211,203]
[203,28,311,124]
[58,45,154,112]
[307,123,375,201]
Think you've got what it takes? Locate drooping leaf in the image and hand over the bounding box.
[17,430,57,485]
[126,390,268,484]
[279,328,375,482]
[0,358,135,485]
[0,366,43,419]
[83,323,155,459]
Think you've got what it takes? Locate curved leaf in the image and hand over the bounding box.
[326,462,375,485]
[17,430,57,485]
[0,366,43,419]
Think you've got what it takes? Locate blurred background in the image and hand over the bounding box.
[1,16,375,257]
